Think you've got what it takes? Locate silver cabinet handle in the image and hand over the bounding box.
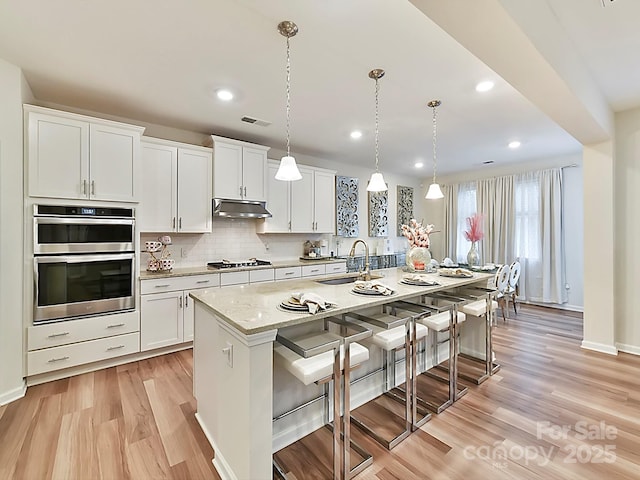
[107,345,125,351]
[107,323,125,329]
[196,279,210,284]
[288,221,291,231]
[285,272,294,276]
[179,296,183,308]
[172,217,176,229]
[155,284,170,288]
[47,332,70,338]
[244,186,247,197]
[311,269,320,273]
[91,180,95,195]
[82,180,87,195]
[48,356,69,363]
[185,295,188,308]
[179,217,182,230]
[239,185,243,197]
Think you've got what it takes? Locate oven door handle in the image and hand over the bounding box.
[34,252,136,264]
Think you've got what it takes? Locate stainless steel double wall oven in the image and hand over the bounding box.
[33,205,136,324]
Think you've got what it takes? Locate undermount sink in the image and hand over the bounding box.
[315,273,383,285]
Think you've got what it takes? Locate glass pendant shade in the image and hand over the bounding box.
[275,155,302,181]
[425,182,444,199]
[367,172,387,192]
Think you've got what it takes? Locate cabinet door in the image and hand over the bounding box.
[313,169,336,233]
[177,148,212,233]
[28,112,89,199]
[140,291,183,351]
[90,123,140,202]
[290,166,315,232]
[242,146,267,201]
[213,142,243,200]
[261,160,290,233]
[183,286,215,342]
[140,142,178,232]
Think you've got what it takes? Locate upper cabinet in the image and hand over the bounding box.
[25,105,144,202]
[211,136,269,202]
[259,160,336,234]
[139,138,212,233]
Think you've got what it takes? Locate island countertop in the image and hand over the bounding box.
[189,267,493,335]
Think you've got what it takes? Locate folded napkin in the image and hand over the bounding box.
[403,274,438,285]
[442,257,456,267]
[291,292,334,314]
[353,280,394,295]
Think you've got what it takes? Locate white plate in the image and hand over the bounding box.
[400,279,440,287]
[438,270,474,278]
[352,288,395,296]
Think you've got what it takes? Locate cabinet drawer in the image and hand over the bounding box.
[27,332,140,376]
[28,310,139,351]
[275,266,302,281]
[220,271,250,287]
[140,273,220,294]
[325,262,347,274]
[250,268,274,283]
[301,264,326,277]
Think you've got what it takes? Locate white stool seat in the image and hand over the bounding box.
[419,311,466,332]
[370,323,428,351]
[461,299,498,317]
[274,342,369,386]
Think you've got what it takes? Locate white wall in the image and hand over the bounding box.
[613,108,640,354]
[422,153,584,309]
[0,58,31,405]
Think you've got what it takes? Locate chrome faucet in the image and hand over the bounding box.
[349,239,371,281]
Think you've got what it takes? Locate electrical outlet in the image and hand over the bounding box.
[565,283,570,290]
[181,247,188,258]
[222,341,233,367]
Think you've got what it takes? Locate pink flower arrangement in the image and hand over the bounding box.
[401,219,435,248]
[464,213,484,243]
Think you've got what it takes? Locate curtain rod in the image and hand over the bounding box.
[561,163,579,169]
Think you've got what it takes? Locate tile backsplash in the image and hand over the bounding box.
[141,218,406,268]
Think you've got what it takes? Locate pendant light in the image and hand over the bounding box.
[275,21,302,181]
[425,99,444,199]
[366,69,388,192]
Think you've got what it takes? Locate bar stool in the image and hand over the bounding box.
[396,297,469,411]
[273,317,373,480]
[343,309,430,449]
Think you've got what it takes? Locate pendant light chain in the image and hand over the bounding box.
[285,35,292,158]
[432,103,438,184]
[374,77,380,173]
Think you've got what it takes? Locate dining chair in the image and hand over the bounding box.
[506,261,521,315]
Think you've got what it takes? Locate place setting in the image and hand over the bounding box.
[438,267,474,278]
[399,273,440,287]
[278,292,337,314]
[351,280,395,296]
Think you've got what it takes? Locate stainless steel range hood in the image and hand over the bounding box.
[212,198,272,219]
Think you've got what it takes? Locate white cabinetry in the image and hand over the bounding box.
[211,136,269,201]
[260,160,336,233]
[26,310,140,376]
[25,105,144,202]
[140,274,219,351]
[140,138,212,233]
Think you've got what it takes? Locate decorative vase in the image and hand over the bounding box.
[467,241,480,267]
[406,246,431,271]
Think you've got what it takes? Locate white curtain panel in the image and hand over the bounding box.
[450,182,477,264]
[477,176,515,266]
[443,183,459,260]
[515,169,566,304]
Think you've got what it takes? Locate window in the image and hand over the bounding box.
[455,182,477,263]
[514,176,540,261]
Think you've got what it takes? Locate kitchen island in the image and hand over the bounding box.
[190,267,493,480]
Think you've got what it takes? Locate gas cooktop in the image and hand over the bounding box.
[207,259,272,269]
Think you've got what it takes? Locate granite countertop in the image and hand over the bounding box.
[189,267,493,335]
[139,257,349,280]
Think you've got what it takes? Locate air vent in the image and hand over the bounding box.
[241,116,271,127]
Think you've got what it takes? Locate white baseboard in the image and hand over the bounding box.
[195,412,237,480]
[581,341,618,355]
[0,381,26,406]
[615,343,640,356]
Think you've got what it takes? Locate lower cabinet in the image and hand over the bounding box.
[26,310,140,376]
[140,274,220,351]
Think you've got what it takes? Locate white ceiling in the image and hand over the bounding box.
[0,0,637,177]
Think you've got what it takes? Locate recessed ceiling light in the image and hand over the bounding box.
[475,81,494,92]
[414,162,424,168]
[216,89,234,101]
[350,130,362,139]
[508,140,521,149]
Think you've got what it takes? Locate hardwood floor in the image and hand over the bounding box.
[2,304,640,479]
